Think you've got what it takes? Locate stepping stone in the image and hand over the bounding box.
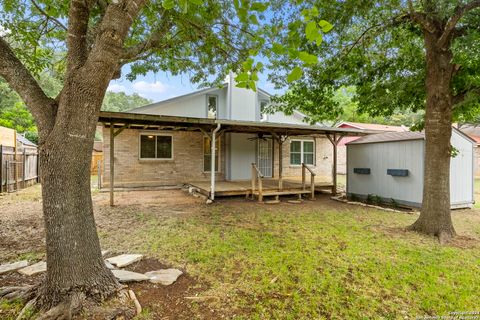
[144,269,183,285]
[111,269,149,283]
[106,254,143,268]
[287,200,303,204]
[0,260,29,275]
[264,200,280,204]
[18,261,46,276]
[105,261,115,270]
[101,250,110,257]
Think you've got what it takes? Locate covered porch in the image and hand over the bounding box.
[98,111,370,205]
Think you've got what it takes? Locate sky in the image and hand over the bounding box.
[107,67,283,102]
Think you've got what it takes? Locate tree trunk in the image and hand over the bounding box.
[408,31,456,242]
[36,97,119,309]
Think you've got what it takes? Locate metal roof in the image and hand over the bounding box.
[346,131,425,145]
[98,111,373,137]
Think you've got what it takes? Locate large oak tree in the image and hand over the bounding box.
[269,0,480,242]
[0,0,267,317]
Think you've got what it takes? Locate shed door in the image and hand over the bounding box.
[257,138,273,178]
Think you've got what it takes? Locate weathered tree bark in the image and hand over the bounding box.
[408,30,456,242]
[36,103,119,310]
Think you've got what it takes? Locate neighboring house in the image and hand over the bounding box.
[346,129,474,209]
[0,126,39,192]
[99,74,365,201]
[335,121,409,174]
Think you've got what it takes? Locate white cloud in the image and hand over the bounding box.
[132,81,169,94]
[107,83,127,93]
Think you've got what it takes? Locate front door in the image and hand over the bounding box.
[257,138,273,178]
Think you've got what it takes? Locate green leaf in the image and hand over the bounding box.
[272,43,286,55]
[248,80,257,91]
[251,2,268,12]
[305,21,318,42]
[315,33,323,46]
[235,73,249,82]
[318,20,333,33]
[189,0,202,4]
[162,0,175,9]
[249,14,259,25]
[298,51,318,65]
[287,67,303,82]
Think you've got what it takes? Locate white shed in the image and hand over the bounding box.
[346,129,474,209]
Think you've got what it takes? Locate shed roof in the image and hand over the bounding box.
[347,128,476,145]
[17,134,37,147]
[338,121,408,132]
[346,131,425,145]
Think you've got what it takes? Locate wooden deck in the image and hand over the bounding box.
[189,178,334,197]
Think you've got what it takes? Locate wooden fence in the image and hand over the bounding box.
[0,145,39,193]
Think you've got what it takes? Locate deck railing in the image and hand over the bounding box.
[302,163,316,200]
[251,163,264,201]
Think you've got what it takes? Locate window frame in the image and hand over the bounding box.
[289,139,315,166]
[259,99,269,122]
[206,94,218,119]
[203,136,221,173]
[138,132,174,161]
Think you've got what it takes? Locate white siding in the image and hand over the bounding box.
[347,131,474,208]
[347,140,424,206]
[230,86,257,121]
[450,130,474,206]
[267,111,306,124]
[227,133,256,180]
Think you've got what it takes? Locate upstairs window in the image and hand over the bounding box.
[260,100,269,121]
[290,140,315,165]
[139,134,173,160]
[207,95,217,119]
[203,137,220,172]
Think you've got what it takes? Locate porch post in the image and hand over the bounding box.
[109,123,114,206]
[326,133,344,196]
[210,124,221,201]
[278,137,283,191]
[332,134,337,196]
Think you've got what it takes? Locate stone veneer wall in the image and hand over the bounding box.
[103,128,225,187]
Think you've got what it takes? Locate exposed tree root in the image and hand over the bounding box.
[1,284,141,320]
[407,220,456,244]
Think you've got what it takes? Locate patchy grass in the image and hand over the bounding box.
[100,200,480,319]
[2,186,480,319]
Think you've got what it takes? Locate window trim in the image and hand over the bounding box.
[138,132,174,161]
[206,94,218,119]
[202,136,221,173]
[259,99,269,122]
[289,139,315,166]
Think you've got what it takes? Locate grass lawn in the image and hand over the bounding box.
[1,185,480,319]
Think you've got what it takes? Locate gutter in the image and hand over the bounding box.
[210,123,221,201]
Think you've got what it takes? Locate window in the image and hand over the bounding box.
[207,95,217,119]
[203,137,220,172]
[139,134,172,159]
[260,100,269,121]
[290,140,315,165]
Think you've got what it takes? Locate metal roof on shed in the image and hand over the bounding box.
[346,131,425,145]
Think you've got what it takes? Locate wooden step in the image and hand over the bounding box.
[253,190,311,196]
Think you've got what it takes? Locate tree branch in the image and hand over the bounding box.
[30,0,67,31]
[66,0,95,71]
[453,86,480,105]
[121,12,174,61]
[0,36,56,133]
[438,0,480,48]
[407,0,436,33]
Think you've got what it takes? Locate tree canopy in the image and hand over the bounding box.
[268,0,480,125]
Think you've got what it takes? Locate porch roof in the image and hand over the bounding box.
[98,111,372,137]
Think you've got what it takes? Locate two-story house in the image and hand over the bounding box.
[99,74,365,201]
